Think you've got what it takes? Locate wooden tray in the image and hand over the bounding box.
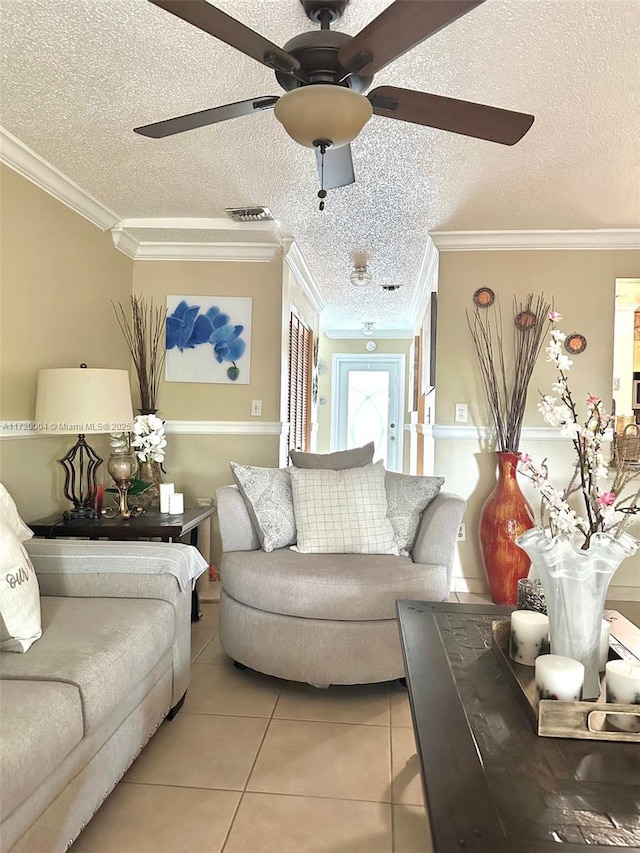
[491,615,640,742]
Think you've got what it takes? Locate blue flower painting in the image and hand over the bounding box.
[165,296,252,384]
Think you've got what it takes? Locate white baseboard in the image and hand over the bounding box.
[452,577,639,602]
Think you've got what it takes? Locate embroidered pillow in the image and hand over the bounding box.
[289,442,374,470]
[385,471,445,555]
[230,463,296,552]
[0,483,33,543]
[0,516,42,653]
[290,461,399,555]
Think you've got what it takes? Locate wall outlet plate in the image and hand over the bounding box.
[457,523,466,541]
[455,403,468,423]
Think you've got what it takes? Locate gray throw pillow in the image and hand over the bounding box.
[290,461,399,555]
[230,463,296,552]
[289,441,375,470]
[385,471,445,555]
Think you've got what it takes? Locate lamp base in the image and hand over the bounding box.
[63,504,100,521]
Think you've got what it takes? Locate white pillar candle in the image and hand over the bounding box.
[598,619,611,672]
[159,482,175,513]
[605,659,640,732]
[167,491,184,515]
[509,610,550,666]
[535,654,585,702]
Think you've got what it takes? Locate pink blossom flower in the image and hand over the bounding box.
[549,310,563,321]
[586,394,600,405]
[598,492,616,507]
[519,452,531,463]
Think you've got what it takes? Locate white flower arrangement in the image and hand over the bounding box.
[518,312,640,547]
[130,414,167,463]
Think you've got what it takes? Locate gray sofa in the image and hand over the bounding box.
[216,484,465,686]
[0,539,205,853]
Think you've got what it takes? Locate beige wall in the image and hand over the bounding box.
[0,166,133,519]
[434,249,640,596]
[316,334,413,462]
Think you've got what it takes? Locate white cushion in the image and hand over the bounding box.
[290,461,399,555]
[0,482,33,542]
[385,471,445,555]
[0,515,42,653]
[230,462,296,552]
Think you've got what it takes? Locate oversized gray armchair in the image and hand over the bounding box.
[215,484,465,686]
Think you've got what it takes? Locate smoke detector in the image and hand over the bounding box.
[224,206,274,222]
[350,264,372,286]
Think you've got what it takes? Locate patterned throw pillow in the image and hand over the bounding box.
[289,442,374,470]
[290,461,399,555]
[0,516,42,653]
[230,463,296,552]
[385,471,445,555]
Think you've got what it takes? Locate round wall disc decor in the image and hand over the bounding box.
[565,333,587,354]
[473,287,495,307]
[515,309,537,330]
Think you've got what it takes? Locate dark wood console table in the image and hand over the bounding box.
[396,600,640,852]
[29,506,215,621]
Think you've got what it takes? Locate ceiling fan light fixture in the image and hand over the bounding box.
[274,84,373,149]
[350,265,373,287]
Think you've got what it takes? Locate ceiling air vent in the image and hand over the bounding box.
[381,284,401,292]
[224,206,274,222]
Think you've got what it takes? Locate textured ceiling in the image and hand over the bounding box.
[1,0,639,332]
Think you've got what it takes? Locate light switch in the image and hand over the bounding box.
[251,400,262,417]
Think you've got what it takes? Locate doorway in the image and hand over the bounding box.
[331,354,405,471]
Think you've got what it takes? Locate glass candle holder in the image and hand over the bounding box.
[516,578,547,614]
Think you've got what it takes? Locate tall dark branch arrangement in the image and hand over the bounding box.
[112,296,166,413]
[467,293,552,452]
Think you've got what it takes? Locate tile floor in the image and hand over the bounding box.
[72,594,639,852]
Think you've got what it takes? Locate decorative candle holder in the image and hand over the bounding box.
[104,449,141,519]
[516,578,547,614]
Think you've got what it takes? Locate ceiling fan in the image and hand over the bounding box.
[135,0,534,196]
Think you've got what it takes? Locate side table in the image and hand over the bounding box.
[28,505,216,621]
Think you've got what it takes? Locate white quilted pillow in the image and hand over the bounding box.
[0,483,33,543]
[0,516,42,653]
[290,461,399,555]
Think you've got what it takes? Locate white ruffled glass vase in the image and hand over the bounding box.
[516,527,639,700]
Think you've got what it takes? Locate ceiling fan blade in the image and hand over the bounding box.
[339,0,484,76]
[149,0,300,74]
[134,96,279,138]
[368,86,534,145]
[316,144,355,190]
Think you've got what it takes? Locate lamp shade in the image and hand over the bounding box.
[35,368,134,434]
[274,85,373,149]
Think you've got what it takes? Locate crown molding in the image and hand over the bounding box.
[323,328,414,340]
[429,229,640,251]
[408,235,439,329]
[110,228,280,262]
[0,126,120,230]
[282,239,325,313]
[118,216,279,232]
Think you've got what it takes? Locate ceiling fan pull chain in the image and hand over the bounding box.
[316,140,328,211]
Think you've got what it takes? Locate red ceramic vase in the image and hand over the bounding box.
[479,451,535,605]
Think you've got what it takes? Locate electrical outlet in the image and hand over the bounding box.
[251,400,262,417]
[457,523,466,542]
[455,403,468,423]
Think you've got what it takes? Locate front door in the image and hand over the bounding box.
[332,354,404,471]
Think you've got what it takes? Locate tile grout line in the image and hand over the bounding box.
[219,677,286,852]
